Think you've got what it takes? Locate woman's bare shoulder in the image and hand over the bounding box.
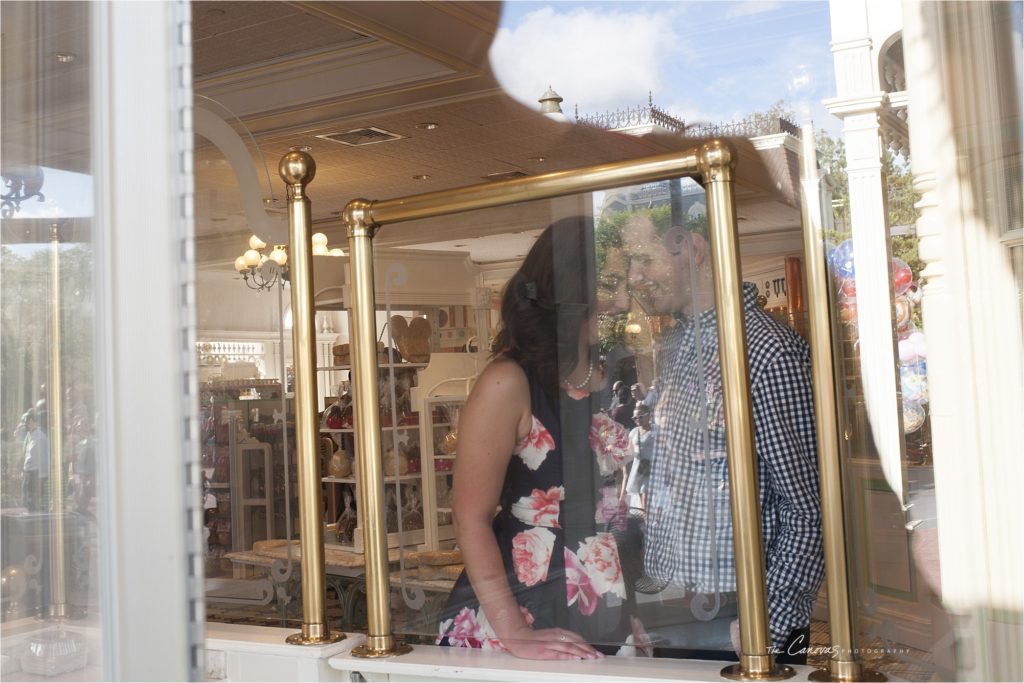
[475,357,528,391]
[465,359,531,431]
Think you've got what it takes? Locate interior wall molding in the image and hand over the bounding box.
[292,1,493,75]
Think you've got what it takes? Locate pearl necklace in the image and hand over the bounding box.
[564,360,594,391]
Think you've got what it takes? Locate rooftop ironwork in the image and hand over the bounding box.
[575,93,687,135]
[576,93,801,140]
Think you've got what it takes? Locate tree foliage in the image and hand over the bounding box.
[1,243,96,440]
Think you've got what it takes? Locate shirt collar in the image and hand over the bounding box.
[683,282,760,326]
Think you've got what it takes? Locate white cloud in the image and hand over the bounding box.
[787,64,812,94]
[489,6,678,113]
[724,1,782,20]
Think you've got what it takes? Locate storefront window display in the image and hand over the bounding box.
[187,0,986,676]
[3,1,200,679]
[0,0,1010,679]
[1,1,103,676]
[381,185,826,663]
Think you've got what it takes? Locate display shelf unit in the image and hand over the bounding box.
[200,389,297,578]
[236,439,274,551]
[318,359,427,553]
[419,395,465,551]
[317,363,429,372]
[322,473,422,484]
[315,362,427,413]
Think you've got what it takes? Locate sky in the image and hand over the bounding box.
[490,0,841,135]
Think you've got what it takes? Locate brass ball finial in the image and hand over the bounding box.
[342,198,376,238]
[279,150,316,186]
[697,139,736,180]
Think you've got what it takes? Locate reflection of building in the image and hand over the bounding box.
[579,98,801,227]
[599,180,706,218]
[583,99,809,342]
[825,2,1022,680]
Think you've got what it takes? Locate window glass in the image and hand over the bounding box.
[188,1,1020,678]
[1,1,103,677]
[390,183,820,661]
[193,130,304,623]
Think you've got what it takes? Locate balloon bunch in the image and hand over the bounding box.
[828,240,929,434]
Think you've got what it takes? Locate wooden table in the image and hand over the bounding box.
[225,542,455,633]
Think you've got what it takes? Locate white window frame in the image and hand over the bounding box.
[92,1,202,679]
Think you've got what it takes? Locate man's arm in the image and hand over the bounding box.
[752,348,825,649]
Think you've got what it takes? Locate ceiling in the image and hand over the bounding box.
[190,1,804,269]
[0,1,802,263]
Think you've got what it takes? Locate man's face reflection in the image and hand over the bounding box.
[623,216,694,317]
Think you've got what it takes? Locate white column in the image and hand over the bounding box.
[825,1,907,499]
[902,2,1023,680]
[93,1,199,679]
[848,104,906,503]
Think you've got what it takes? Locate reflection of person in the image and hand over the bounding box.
[644,380,659,422]
[623,402,655,510]
[21,411,49,512]
[438,217,642,660]
[623,214,823,664]
[607,380,625,413]
[609,382,636,430]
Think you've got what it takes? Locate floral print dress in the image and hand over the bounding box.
[437,371,647,654]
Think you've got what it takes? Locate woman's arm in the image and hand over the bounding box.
[451,359,600,660]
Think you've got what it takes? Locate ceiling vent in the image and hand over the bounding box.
[316,127,405,147]
[483,170,530,182]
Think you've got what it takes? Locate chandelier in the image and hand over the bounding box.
[234,232,344,291]
[1,166,46,218]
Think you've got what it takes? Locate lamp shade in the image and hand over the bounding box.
[243,249,262,267]
[234,256,249,273]
[249,234,267,250]
[269,247,288,266]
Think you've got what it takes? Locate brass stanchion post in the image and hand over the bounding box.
[281,151,344,646]
[46,222,68,620]
[798,126,885,683]
[343,199,411,658]
[700,142,794,682]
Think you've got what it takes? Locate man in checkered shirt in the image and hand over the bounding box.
[623,214,824,664]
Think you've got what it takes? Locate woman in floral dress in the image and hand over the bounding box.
[436,217,646,660]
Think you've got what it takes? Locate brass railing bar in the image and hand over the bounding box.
[798,126,885,682]
[281,151,345,646]
[368,150,701,226]
[345,199,413,659]
[699,142,792,682]
[335,140,791,672]
[47,222,68,619]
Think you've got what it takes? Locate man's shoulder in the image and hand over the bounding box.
[743,306,810,374]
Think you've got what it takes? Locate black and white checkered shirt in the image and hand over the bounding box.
[645,282,824,648]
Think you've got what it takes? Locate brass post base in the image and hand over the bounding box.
[351,642,413,659]
[808,667,887,682]
[286,630,346,646]
[42,605,86,621]
[721,663,796,681]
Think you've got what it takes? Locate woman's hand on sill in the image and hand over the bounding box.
[500,626,605,661]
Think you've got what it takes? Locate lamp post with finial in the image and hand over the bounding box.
[538,86,569,122]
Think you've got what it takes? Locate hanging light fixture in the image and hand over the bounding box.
[234,233,346,292]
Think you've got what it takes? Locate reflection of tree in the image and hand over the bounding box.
[1,243,95,456]
[815,128,923,275]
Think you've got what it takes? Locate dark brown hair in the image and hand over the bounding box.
[492,216,596,402]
